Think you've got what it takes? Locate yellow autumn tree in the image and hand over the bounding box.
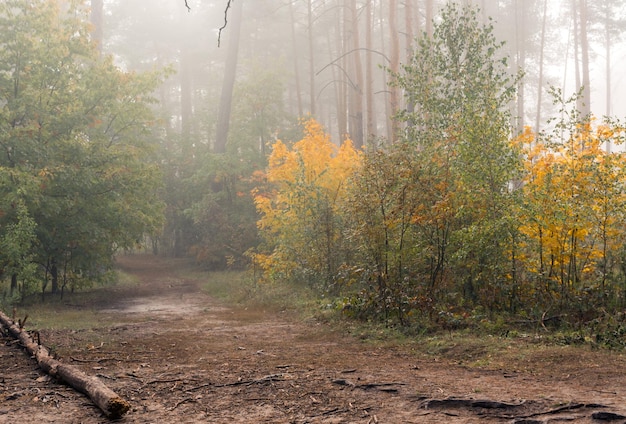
[253,119,362,288]
[517,120,626,306]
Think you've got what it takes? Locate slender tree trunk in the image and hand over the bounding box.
[605,1,612,152]
[90,0,103,55]
[365,0,376,139]
[425,0,434,37]
[307,0,316,116]
[379,0,391,142]
[348,0,364,148]
[50,260,58,295]
[333,6,348,141]
[605,1,611,117]
[388,0,400,143]
[535,0,548,134]
[214,0,244,153]
[572,0,582,115]
[579,0,591,117]
[405,0,414,63]
[404,0,416,123]
[180,44,193,161]
[515,0,526,133]
[289,0,303,117]
[10,273,17,295]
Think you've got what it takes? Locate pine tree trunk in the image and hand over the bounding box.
[388,0,400,143]
[348,0,364,148]
[579,0,591,117]
[535,0,548,133]
[307,0,316,116]
[365,0,376,138]
[289,0,303,117]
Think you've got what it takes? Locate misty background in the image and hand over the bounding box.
[86,0,626,263]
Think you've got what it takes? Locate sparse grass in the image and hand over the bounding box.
[186,269,615,372]
[21,307,110,331]
[193,269,321,317]
[1,268,141,332]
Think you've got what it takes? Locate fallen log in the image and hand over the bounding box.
[0,309,130,419]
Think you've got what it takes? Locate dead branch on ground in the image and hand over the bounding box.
[0,309,130,419]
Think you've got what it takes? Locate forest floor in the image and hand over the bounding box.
[1,254,626,423]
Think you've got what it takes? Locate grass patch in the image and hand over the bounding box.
[20,307,109,331]
[192,269,323,319]
[0,267,142,332]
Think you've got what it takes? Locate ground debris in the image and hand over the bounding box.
[2,254,626,423]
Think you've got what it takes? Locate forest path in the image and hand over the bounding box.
[2,253,626,423]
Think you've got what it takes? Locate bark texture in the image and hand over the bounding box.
[0,310,130,419]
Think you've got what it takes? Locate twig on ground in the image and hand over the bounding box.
[216,373,285,387]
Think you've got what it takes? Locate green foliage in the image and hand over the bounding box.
[159,61,295,267]
[0,0,164,299]
[340,2,522,323]
[184,153,261,269]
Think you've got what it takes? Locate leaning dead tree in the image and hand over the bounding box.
[0,310,130,419]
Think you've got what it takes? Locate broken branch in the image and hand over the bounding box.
[0,309,130,419]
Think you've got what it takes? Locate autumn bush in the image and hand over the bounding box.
[252,3,626,338]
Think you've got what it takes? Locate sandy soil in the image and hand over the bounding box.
[1,254,626,423]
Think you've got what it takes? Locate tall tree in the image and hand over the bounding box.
[535,0,548,133]
[307,0,316,116]
[215,0,244,153]
[0,0,164,297]
[392,2,521,307]
[388,0,400,143]
[348,0,364,148]
[578,0,591,117]
[364,0,377,138]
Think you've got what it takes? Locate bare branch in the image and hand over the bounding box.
[218,0,234,47]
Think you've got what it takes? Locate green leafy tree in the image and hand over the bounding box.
[0,0,164,299]
[390,2,521,313]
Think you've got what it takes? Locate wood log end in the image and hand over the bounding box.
[106,397,131,419]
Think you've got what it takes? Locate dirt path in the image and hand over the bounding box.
[2,254,626,423]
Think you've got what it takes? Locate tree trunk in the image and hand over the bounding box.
[10,273,17,295]
[50,260,58,295]
[348,0,364,148]
[572,0,582,115]
[180,43,193,162]
[214,0,244,153]
[90,0,104,55]
[307,0,316,116]
[535,0,548,134]
[333,7,348,141]
[425,0,434,37]
[515,0,526,133]
[0,310,130,419]
[289,0,303,117]
[405,0,414,63]
[364,0,376,139]
[605,1,611,117]
[388,0,400,143]
[579,0,591,117]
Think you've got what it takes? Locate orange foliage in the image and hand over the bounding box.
[253,119,362,281]
[515,122,626,291]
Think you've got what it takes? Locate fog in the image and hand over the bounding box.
[98,0,626,147]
